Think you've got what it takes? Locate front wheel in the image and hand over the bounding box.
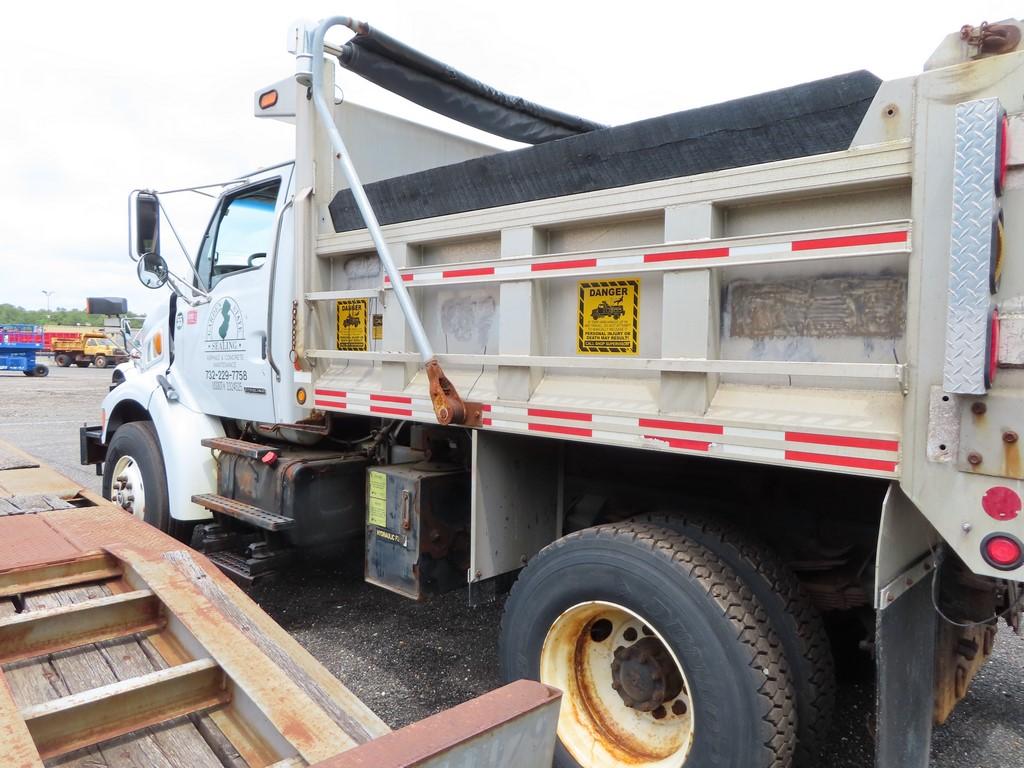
[500,523,796,768]
[93,355,108,369]
[102,421,192,542]
[34,364,48,377]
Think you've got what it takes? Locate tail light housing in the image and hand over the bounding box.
[981,533,1024,570]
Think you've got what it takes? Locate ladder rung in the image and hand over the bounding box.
[0,589,163,664]
[21,658,229,760]
[0,552,121,599]
[200,437,276,460]
[191,494,294,531]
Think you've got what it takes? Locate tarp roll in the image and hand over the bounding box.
[337,25,607,144]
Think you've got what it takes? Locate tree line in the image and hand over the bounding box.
[0,304,109,327]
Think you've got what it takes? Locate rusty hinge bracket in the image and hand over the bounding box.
[425,358,482,427]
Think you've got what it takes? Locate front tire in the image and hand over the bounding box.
[500,523,796,768]
[102,421,192,542]
[93,355,109,369]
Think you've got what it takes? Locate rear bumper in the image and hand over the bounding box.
[79,425,106,475]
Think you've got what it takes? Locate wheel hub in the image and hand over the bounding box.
[611,637,684,711]
[110,455,146,520]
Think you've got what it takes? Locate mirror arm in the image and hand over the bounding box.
[155,198,211,296]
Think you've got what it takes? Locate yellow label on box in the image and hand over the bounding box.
[368,496,386,527]
[577,278,640,355]
[368,470,387,527]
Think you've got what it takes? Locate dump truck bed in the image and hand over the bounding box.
[0,441,559,767]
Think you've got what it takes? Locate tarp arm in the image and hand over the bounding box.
[300,17,475,426]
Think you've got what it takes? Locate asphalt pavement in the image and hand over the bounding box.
[2,364,1022,766]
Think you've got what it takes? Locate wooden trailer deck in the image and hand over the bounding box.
[0,441,560,768]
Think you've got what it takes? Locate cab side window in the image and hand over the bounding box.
[196,179,280,289]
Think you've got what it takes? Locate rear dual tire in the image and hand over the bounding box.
[634,513,835,766]
[500,522,797,768]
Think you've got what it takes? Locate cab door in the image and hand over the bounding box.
[172,167,292,422]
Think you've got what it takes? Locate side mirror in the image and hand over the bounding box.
[135,192,161,258]
[137,253,169,289]
[120,317,139,349]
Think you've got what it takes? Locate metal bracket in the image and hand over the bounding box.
[878,551,937,610]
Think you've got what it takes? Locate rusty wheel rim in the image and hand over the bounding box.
[111,455,146,520]
[541,601,694,767]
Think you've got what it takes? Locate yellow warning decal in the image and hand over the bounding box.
[577,278,640,355]
[336,299,368,351]
[368,470,387,527]
[372,313,383,341]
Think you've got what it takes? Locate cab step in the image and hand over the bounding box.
[200,437,276,461]
[205,547,294,587]
[191,493,294,531]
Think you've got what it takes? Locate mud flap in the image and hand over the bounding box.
[875,576,936,768]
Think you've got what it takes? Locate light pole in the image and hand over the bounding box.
[41,290,55,312]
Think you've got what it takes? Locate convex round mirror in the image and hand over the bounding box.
[137,253,169,289]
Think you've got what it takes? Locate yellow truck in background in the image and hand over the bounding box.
[52,331,128,369]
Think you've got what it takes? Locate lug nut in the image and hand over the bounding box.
[1004,431,1019,444]
[971,401,987,416]
[967,451,983,466]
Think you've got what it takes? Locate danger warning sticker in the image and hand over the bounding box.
[577,279,640,355]
[336,299,368,351]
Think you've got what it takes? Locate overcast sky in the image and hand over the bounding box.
[0,0,1019,315]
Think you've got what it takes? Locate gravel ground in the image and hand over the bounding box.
[2,364,1023,765]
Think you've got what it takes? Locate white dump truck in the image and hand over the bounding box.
[82,16,1024,768]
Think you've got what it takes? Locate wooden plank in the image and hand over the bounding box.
[0,451,38,471]
[0,498,21,516]
[21,659,229,760]
[0,590,163,665]
[1,495,74,513]
[0,553,121,600]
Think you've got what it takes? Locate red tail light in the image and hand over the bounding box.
[982,533,1024,570]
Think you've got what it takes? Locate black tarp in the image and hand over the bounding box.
[337,25,606,145]
[329,70,881,235]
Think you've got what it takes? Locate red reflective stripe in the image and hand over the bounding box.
[785,450,897,472]
[442,266,496,279]
[529,422,592,437]
[482,417,493,426]
[527,408,592,422]
[637,418,723,435]
[644,435,711,451]
[531,258,597,272]
[481,404,492,412]
[785,432,899,452]
[315,389,347,397]
[370,394,413,404]
[313,399,347,409]
[791,231,907,251]
[383,274,415,283]
[370,405,414,417]
[643,247,729,263]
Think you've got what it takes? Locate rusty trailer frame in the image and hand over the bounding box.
[0,440,560,767]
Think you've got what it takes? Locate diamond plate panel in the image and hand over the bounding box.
[944,99,1001,394]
